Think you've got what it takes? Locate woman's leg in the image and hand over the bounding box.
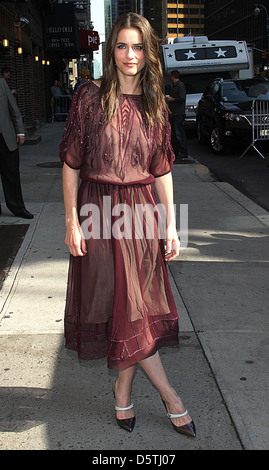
[114,364,136,419]
[114,351,192,426]
[139,351,192,427]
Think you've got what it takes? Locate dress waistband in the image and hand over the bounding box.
[81,175,155,187]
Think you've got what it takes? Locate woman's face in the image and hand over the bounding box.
[114,27,145,78]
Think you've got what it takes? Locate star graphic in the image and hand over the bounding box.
[184,50,197,60]
[168,54,173,58]
[215,48,226,57]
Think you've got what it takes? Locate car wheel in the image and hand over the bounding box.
[197,119,207,144]
[210,127,224,153]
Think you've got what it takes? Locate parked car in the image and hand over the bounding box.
[196,77,269,153]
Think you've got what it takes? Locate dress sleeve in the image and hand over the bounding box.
[59,83,88,169]
[149,108,175,178]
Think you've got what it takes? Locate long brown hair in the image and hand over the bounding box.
[99,12,167,126]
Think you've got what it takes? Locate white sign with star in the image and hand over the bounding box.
[184,50,197,59]
[215,48,227,57]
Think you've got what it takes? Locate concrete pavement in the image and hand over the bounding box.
[0,122,268,450]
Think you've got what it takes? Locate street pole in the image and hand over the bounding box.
[86,0,94,79]
[177,1,178,38]
[254,3,269,77]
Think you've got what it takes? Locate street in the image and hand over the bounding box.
[185,129,269,212]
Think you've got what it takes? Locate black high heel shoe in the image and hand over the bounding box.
[113,381,136,433]
[162,399,196,438]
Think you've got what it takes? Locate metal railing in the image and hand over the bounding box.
[240,99,269,159]
[51,95,72,122]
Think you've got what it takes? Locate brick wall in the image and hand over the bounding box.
[0,1,52,129]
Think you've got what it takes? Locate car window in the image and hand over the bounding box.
[208,82,219,95]
[222,83,249,102]
[204,82,219,100]
[222,81,269,102]
[248,83,269,99]
[211,83,220,97]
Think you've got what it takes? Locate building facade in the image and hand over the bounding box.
[0,0,98,128]
[143,0,167,40]
[105,0,140,39]
[104,1,204,41]
[167,1,204,41]
[0,0,52,130]
[204,0,269,74]
[104,0,118,39]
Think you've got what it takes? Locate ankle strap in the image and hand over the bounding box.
[167,409,188,419]
[115,403,134,411]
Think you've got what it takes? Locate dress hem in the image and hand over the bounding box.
[108,336,179,370]
[64,335,179,370]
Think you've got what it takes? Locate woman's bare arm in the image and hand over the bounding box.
[154,172,180,261]
[62,162,87,256]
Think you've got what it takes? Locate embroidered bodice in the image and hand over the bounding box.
[59,81,174,184]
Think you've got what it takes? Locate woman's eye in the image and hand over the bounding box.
[116,45,143,50]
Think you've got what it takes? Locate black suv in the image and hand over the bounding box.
[196,77,269,153]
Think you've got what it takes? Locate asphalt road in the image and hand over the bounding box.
[185,129,269,212]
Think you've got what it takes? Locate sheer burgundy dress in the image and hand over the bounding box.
[59,81,179,369]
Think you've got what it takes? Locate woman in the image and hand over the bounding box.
[59,12,195,438]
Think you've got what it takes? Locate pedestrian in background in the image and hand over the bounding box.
[0,67,17,95]
[166,70,188,160]
[60,13,195,437]
[50,79,62,97]
[0,76,33,219]
[74,76,86,92]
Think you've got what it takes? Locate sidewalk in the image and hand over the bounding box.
[0,122,268,450]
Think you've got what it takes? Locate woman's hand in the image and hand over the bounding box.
[164,225,180,262]
[62,163,86,257]
[16,135,25,145]
[154,172,180,262]
[65,222,87,257]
